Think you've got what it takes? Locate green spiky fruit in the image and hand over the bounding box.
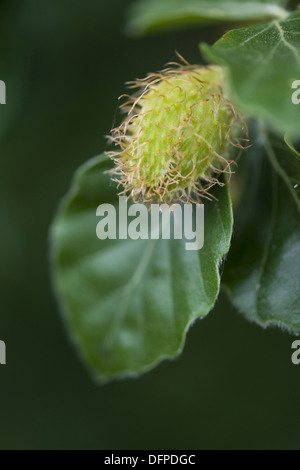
[109,63,247,203]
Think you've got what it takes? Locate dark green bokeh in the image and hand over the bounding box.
[0,0,299,450]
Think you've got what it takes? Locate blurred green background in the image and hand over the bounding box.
[0,0,299,450]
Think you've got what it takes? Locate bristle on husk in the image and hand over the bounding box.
[107,57,249,203]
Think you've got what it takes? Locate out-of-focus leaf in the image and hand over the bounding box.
[223,129,300,331]
[127,0,289,35]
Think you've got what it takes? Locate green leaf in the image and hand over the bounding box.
[223,128,300,331]
[50,153,233,381]
[127,0,289,35]
[201,10,300,134]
